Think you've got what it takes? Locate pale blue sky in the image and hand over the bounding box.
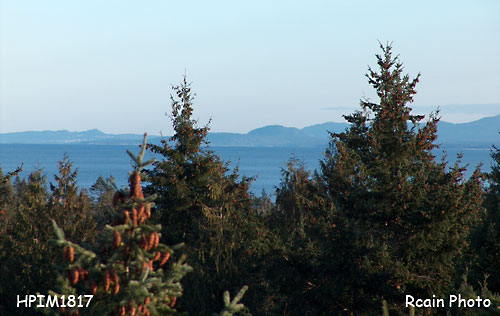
[1,0,499,135]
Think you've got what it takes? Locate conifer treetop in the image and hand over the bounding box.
[354,42,427,130]
[127,133,155,172]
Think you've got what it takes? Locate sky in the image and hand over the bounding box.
[1,0,499,135]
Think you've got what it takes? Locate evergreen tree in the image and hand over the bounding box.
[47,134,192,315]
[318,43,484,314]
[0,158,97,315]
[47,134,249,316]
[145,77,255,315]
[0,164,24,315]
[264,159,342,316]
[274,158,326,235]
[468,139,500,293]
[0,164,22,220]
[264,158,385,316]
[251,190,273,216]
[0,164,23,242]
[0,169,53,316]
[89,175,117,228]
[49,155,96,244]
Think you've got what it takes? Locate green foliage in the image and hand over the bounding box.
[274,158,328,236]
[89,175,118,227]
[46,135,193,316]
[318,43,484,314]
[0,164,22,244]
[251,190,273,215]
[145,77,256,315]
[49,155,97,244]
[0,164,22,219]
[215,286,250,316]
[446,274,500,316]
[261,43,485,316]
[468,140,500,294]
[45,134,250,316]
[0,157,98,315]
[271,159,387,315]
[0,169,54,316]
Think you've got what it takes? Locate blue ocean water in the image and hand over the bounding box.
[0,144,325,195]
[0,144,494,196]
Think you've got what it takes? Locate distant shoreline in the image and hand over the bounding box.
[1,115,499,148]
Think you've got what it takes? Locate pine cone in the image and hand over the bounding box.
[148,233,155,250]
[78,267,88,280]
[70,268,79,285]
[152,251,161,262]
[139,211,147,225]
[113,283,120,295]
[113,230,122,248]
[169,296,177,308]
[104,271,111,292]
[159,252,171,266]
[123,210,131,225]
[68,246,74,263]
[137,204,145,220]
[153,233,160,249]
[129,172,144,199]
[132,209,138,227]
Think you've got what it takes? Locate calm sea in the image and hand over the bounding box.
[0,144,494,196]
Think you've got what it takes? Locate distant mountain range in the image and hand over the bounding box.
[1,115,499,148]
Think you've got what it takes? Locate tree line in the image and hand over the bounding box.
[1,44,500,316]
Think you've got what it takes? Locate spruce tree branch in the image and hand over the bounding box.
[215,285,249,316]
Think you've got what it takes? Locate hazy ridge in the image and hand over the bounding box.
[1,115,499,148]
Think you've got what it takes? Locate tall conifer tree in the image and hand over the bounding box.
[0,170,54,316]
[319,43,484,314]
[469,139,500,293]
[146,77,255,315]
[49,155,96,244]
